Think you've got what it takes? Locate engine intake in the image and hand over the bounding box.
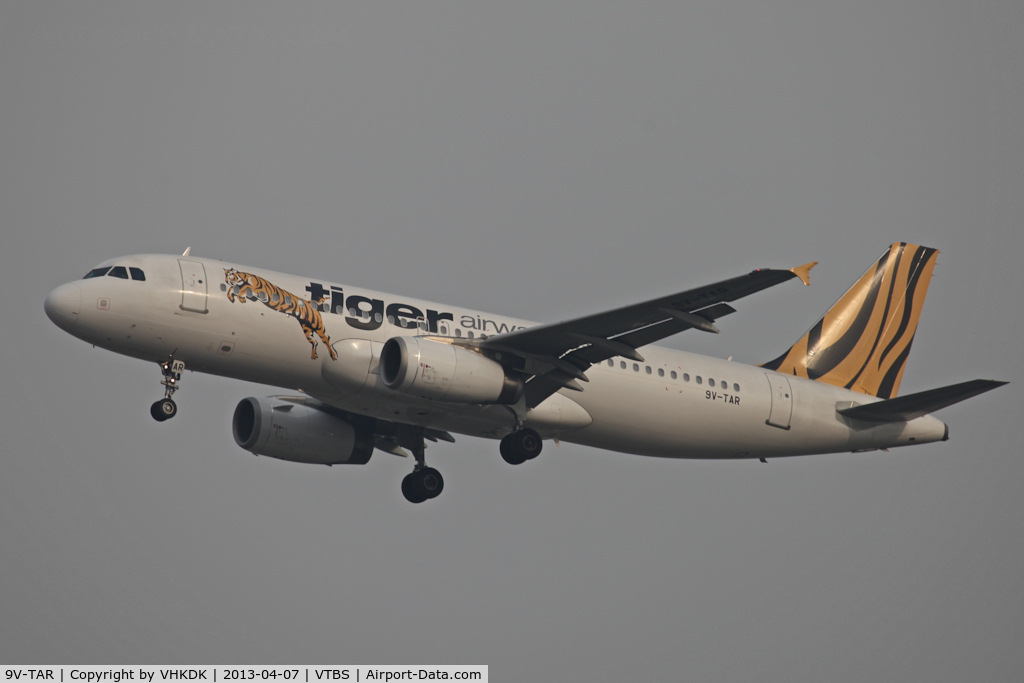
[379,336,522,404]
[232,397,373,465]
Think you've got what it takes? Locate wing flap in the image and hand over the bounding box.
[837,379,1007,422]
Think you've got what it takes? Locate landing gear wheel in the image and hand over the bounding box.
[401,467,444,504]
[500,428,543,465]
[420,467,444,498]
[500,437,525,465]
[402,472,428,504]
[150,398,177,422]
[399,428,446,503]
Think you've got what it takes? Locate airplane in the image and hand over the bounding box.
[43,242,1006,503]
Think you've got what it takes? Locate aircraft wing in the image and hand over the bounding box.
[472,262,817,407]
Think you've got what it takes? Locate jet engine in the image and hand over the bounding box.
[379,336,523,404]
[232,397,373,465]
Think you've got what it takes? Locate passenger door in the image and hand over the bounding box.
[178,259,208,313]
[765,373,793,430]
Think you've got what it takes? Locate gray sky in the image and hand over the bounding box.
[2,2,1022,680]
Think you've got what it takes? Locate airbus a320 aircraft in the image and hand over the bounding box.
[44,243,1005,503]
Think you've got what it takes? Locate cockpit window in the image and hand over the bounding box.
[83,265,147,281]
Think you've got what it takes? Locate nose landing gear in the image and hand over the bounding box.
[151,357,185,422]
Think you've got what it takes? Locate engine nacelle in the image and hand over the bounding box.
[232,397,373,465]
[379,336,523,404]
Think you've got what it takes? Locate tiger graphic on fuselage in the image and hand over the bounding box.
[224,268,338,361]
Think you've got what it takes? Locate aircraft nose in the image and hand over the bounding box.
[44,282,82,332]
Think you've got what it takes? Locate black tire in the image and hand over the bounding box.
[516,428,543,460]
[420,467,444,499]
[500,435,526,465]
[151,399,177,421]
[500,428,542,464]
[401,472,428,504]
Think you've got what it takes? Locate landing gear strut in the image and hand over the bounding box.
[151,357,185,422]
[500,427,543,465]
[401,431,444,504]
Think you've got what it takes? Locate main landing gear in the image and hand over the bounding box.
[401,432,444,504]
[151,357,185,422]
[499,427,543,465]
[398,427,544,503]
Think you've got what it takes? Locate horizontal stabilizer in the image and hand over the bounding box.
[837,379,1007,422]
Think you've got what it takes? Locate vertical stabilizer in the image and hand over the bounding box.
[761,243,938,398]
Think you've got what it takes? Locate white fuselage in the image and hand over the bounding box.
[45,254,949,459]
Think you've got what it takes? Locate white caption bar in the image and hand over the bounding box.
[3,667,487,683]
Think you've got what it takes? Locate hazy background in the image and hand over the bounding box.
[2,2,1021,680]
